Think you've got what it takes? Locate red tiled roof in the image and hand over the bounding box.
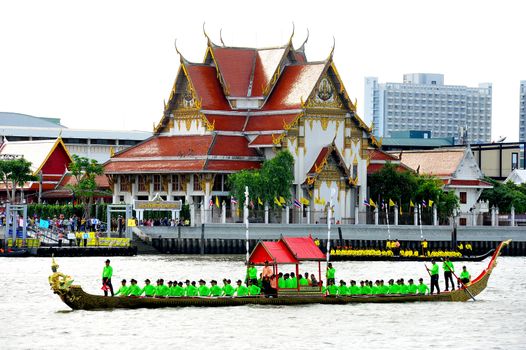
[209,136,259,157]
[447,179,493,188]
[263,63,326,110]
[367,163,411,175]
[185,65,231,110]
[248,134,280,147]
[212,47,255,97]
[204,114,246,131]
[251,47,287,97]
[368,149,400,161]
[244,113,299,132]
[205,160,261,171]
[113,135,213,159]
[105,160,206,173]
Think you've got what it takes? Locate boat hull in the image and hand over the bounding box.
[330,250,494,262]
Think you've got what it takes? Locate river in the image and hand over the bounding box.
[1,255,525,350]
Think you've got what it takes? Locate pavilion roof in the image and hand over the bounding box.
[280,236,325,261]
[249,240,299,265]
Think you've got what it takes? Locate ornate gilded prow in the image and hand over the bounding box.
[48,256,74,293]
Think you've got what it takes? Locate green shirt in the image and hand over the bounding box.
[460,270,470,280]
[210,285,222,297]
[380,285,389,295]
[417,283,429,295]
[371,286,380,295]
[249,285,261,296]
[285,278,295,289]
[349,285,360,295]
[399,284,409,295]
[248,267,258,279]
[338,285,349,295]
[174,285,185,297]
[430,264,439,276]
[326,267,336,279]
[361,285,372,295]
[155,285,169,297]
[198,285,210,297]
[222,284,235,296]
[236,285,249,297]
[408,284,418,294]
[327,285,338,295]
[128,284,141,296]
[443,261,454,272]
[278,278,286,289]
[186,285,198,297]
[291,277,298,288]
[141,284,156,297]
[299,278,309,286]
[388,284,400,294]
[102,266,113,278]
[115,285,128,296]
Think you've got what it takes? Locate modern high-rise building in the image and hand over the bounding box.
[520,81,526,143]
[364,74,492,143]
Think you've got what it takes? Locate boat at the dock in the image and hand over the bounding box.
[330,249,495,262]
[49,239,510,310]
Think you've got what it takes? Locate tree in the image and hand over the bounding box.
[0,158,37,203]
[67,155,106,218]
[368,162,418,205]
[480,178,526,213]
[228,150,295,207]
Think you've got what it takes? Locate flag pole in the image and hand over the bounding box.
[385,203,391,241]
[418,204,423,240]
[326,189,335,262]
[244,186,249,264]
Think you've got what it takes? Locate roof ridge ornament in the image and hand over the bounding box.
[327,36,335,61]
[288,22,295,45]
[174,39,187,63]
[298,28,309,51]
[219,28,226,47]
[203,22,211,46]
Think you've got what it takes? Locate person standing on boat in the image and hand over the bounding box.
[326,263,336,285]
[102,259,114,296]
[442,257,455,291]
[458,266,471,288]
[261,261,272,293]
[246,262,258,286]
[428,260,440,294]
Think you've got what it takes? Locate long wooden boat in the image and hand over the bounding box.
[50,240,510,310]
[0,248,30,257]
[330,249,495,262]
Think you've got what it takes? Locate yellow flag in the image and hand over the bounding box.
[399,206,403,215]
[127,219,136,227]
[279,196,286,204]
[215,196,220,208]
[410,200,414,207]
[429,199,434,207]
[300,197,310,205]
[274,197,282,207]
[369,198,376,207]
[258,197,263,205]
[320,198,326,205]
[389,199,395,207]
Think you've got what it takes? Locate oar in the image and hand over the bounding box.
[451,269,476,302]
[424,264,431,277]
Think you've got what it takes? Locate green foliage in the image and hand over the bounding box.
[67,155,106,217]
[0,157,37,203]
[369,162,459,219]
[480,178,526,213]
[228,150,295,207]
[28,203,108,221]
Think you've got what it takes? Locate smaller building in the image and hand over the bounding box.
[398,148,492,225]
[380,130,455,151]
[505,169,526,185]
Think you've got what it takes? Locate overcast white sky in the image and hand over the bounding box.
[1,0,524,141]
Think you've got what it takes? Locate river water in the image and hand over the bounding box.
[1,255,525,350]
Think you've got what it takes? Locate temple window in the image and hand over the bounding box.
[172,175,182,191]
[153,175,161,192]
[193,174,202,191]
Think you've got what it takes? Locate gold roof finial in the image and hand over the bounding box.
[219,28,226,47]
[288,22,295,44]
[203,22,212,46]
[327,36,335,61]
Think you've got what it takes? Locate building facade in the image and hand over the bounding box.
[0,112,151,163]
[104,33,380,224]
[364,74,492,143]
[520,81,526,143]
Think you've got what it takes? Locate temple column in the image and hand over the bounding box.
[414,207,418,226]
[394,205,399,226]
[511,206,515,227]
[113,176,119,204]
[221,201,226,224]
[264,204,269,224]
[354,206,359,225]
[374,207,379,226]
[433,205,438,226]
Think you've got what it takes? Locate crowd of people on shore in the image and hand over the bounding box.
[101,259,472,299]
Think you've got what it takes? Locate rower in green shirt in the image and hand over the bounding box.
[417,278,430,295]
[458,266,471,288]
[186,281,198,297]
[326,263,336,284]
[398,279,409,295]
[361,281,372,295]
[290,272,298,288]
[327,281,339,296]
[140,279,156,297]
[114,279,129,297]
[174,282,185,297]
[209,280,222,297]
[155,279,169,297]
[407,279,418,294]
[222,279,235,296]
[284,273,295,289]
[371,281,380,295]
[198,280,210,296]
[379,280,389,294]
[235,280,249,297]
[387,279,400,294]
[278,273,286,289]
[248,280,261,296]
[128,279,141,297]
[349,281,360,295]
[299,276,309,286]
[166,281,174,296]
[338,280,349,295]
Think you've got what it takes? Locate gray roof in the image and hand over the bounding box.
[0,112,151,141]
[0,112,64,128]
[382,137,455,147]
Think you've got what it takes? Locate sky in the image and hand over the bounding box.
[0,0,524,141]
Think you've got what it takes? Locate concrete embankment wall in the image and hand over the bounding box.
[142,224,526,256]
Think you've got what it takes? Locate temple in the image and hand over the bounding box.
[104,31,380,224]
